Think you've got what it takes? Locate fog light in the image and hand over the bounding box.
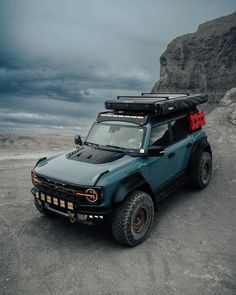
[53,197,58,206]
[60,200,65,208]
[40,193,45,201]
[67,202,74,210]
[46,195,52,203]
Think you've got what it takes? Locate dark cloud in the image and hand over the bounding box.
[0,0,235,133]
[0,65,151,101]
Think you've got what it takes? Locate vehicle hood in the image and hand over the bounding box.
[34,146,140,186]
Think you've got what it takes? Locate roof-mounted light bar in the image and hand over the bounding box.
[100,113,144,119]
[97,111,147,125]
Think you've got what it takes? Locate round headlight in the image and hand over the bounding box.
[85,188,99,203]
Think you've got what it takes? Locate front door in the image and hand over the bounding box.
[145,123,178,191]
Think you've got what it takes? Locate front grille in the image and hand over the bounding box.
[34,174,102,205]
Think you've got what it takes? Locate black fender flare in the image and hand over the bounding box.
[188,136,212,169]
[112,172,154,204]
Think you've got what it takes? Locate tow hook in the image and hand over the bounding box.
[36,200,44,212]
[68,211,76,223]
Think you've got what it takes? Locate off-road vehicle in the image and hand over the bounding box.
[31,93,212,246]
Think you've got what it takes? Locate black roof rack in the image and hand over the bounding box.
[141,92,190,96]
[105,93,208,116]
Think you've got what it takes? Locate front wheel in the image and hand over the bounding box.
[112,191,154,246]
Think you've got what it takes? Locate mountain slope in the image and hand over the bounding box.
[152,12,236,103]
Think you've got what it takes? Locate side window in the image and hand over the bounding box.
[150,124,170,147]
[170,117,189,143]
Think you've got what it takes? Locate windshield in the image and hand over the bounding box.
[85,122,144,150]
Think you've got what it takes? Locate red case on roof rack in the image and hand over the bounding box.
[188,111,206,131]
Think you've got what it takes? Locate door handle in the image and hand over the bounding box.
[168,152,176,158]
[187,143,193,148]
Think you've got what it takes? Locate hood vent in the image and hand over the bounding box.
[66,146,124,164]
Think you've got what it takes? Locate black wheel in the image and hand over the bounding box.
[34,199,52,216]
[112,191,154,246]
[189,152,212,189]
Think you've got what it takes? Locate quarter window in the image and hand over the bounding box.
[170,117,189,143]
[150,124,170,147]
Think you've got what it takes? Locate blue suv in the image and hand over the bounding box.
[31,93,212,246]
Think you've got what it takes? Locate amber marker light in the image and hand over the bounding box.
[32,172,41,186]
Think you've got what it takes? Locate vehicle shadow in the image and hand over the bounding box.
[28,183,204,250]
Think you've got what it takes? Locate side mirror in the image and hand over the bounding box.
[74,135,83,146]
[147,145,165,156]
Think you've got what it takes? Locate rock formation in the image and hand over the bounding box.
[208,88,236,125]
[152,12,236,103]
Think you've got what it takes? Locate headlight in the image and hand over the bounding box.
[76,188,102,203]
[31,172,41,186]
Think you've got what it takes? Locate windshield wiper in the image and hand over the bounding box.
[84,141,99,149]
[104,144,126,151]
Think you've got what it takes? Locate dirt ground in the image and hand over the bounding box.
[0,112,236,294]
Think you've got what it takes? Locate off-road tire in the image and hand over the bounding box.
[34,199,52,216]
[189,152,212,189]
[112,191,154,246]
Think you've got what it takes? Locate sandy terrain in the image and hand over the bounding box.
[0,110,235,295]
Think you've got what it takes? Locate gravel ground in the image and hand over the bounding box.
[0,116,235,295]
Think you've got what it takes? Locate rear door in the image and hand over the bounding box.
[169,116,193,175]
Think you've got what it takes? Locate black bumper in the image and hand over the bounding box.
[31,187,113,219]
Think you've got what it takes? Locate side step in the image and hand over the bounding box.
[155,175,189,202]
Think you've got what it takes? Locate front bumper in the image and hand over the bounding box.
[31,187,113,223]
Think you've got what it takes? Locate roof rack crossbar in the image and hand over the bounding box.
[141,92,190,96]
[117,95,170,101]
[116,95,190,102]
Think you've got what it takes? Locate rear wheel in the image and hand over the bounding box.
[112,191,154,246]
[189,151,212,189]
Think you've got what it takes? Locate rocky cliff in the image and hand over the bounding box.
[152,12,236,103]
[209,87,236,125]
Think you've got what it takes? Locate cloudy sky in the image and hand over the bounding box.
[0,0,235,134]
